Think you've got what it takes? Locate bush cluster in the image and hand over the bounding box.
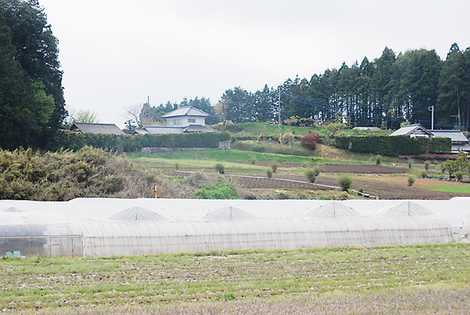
[215,163,225,174]
[305,168,320,183]
[408,175,416,187]
[0,147,155,201]
[441,153,469,180]
[337,176,352,191]
[193,181,239,199]
[334,136,451,156]
[49,131,231,152]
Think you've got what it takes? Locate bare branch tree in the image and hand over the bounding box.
[127,104,143,128]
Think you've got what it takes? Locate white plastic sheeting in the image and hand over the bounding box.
[1,198,470,257]
[307,202,359,218]
[109,207,166,222]
[204,206,254,222]
[381,201,433,217]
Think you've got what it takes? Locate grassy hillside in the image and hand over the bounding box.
[1,244,469,314]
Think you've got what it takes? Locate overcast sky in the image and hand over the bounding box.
[40,0,470,125]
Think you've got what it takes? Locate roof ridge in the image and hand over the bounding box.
[74,122,117,126]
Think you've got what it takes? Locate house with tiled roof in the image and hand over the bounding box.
[138,106,214,134]
[71,123,125,135]
[390,124,469,152]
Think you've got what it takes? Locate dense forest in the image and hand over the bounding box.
[220,45,470,130]
[143,45,470,131]
[0,0,65,149]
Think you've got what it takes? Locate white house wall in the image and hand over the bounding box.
[165,116,206,127]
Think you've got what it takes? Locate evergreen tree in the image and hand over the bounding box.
[0,13,53,148]
[438,43,466,129]
[220,87,255,123]
[1,0,65,133]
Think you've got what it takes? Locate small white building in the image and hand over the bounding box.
[162,106,209,127]
[137,106,214,135]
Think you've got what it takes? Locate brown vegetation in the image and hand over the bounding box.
[0,147,161,200]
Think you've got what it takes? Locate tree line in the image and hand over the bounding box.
[0,0,65,149]
[220,44,470,130]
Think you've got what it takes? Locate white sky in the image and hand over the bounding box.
[40,0,470,125]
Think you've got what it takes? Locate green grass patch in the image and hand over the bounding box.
[426,182,470,194]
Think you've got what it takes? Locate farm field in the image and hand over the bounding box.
[128,146,470,200]
[128,148,400,172]
[1,244,470,314]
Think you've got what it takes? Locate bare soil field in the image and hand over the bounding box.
[316,175,455,200]
[319,164,407,174]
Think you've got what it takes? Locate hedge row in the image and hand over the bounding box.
[334,136,451,156]
[49,131,231,152]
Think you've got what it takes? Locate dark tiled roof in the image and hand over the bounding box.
[72,123,125,135]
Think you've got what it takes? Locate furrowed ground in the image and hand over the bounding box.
[1,244,470,314]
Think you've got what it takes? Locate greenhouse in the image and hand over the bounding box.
[0,198,469,257]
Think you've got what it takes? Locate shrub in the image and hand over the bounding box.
[420,171,428,179]
[408,175,416,187]
[266,169,273,178]
[271,164,278,173]
[300,132,320,150]
[324,122,348,137]
[194,182,239,199]
[424,161,431,171]
[337,176,352,191]
[280,132,294,145]
[305,169,318,183]
[215,163,225,174]
[456,171,464,182]
[313,167,321,177]
[375,155,382,166]
[222,292,236,301]
[441,153,469,179]
[0,147,156,201]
